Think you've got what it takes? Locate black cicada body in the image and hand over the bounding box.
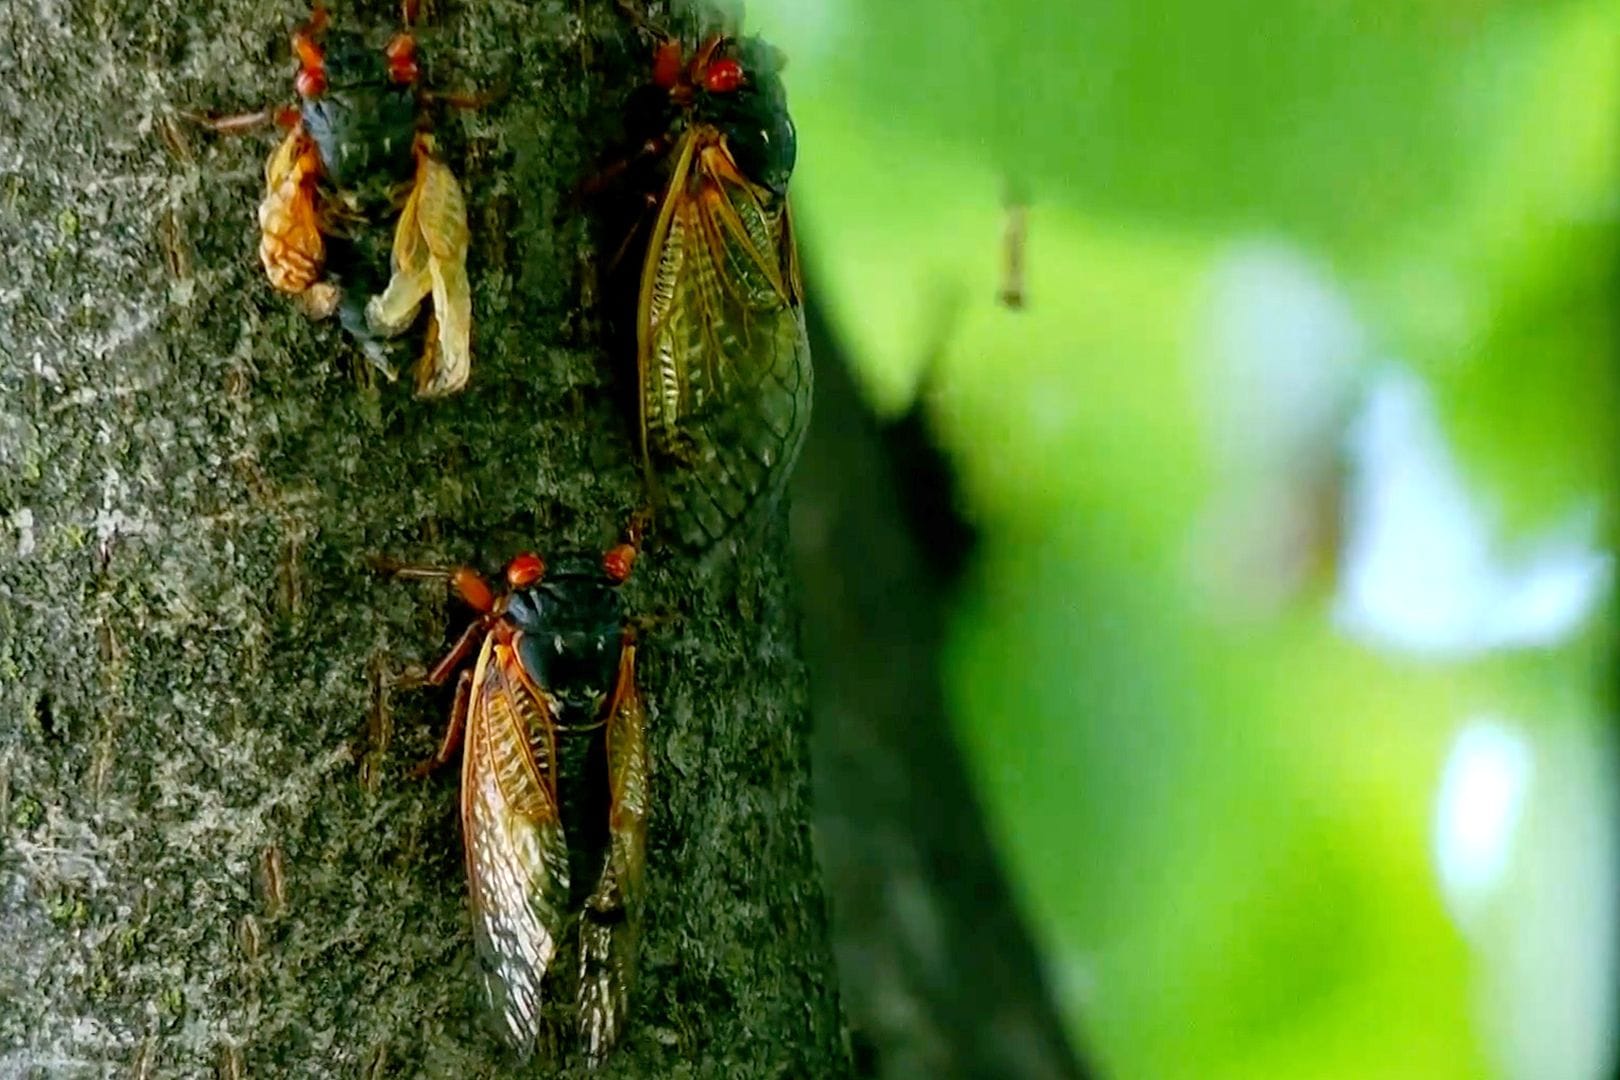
[615,32,812,552]
[385,534,649,1066]
[251,2,472,396]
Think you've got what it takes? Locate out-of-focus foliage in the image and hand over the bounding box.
[751,0,1620,1076]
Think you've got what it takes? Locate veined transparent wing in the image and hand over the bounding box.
[637,127,812,551]
[460,633,571,1050]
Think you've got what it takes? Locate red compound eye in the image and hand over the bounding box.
[505,552,546,588]
[293,30,325,96]
[386,34,419,83]
[652,40,683,89]
[602,543,637,584]
[704,57,744,93]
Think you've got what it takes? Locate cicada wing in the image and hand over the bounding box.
[461,635,571,1051]
[578,641,650,1067]
[365,136,473,397]
[415,147,473,398]
[365,157,431,336]
[637,131,813,551]
[257,125,325,295]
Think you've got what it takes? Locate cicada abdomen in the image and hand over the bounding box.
[627,34,812,552]
[578,639,649,1066]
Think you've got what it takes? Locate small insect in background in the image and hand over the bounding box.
[593,15,812,553]
[1000,197,1028,310]
[377,523,650,1066]
[203,1,474,397]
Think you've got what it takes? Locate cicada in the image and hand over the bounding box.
[382,528,649,1065]
[607,30,812,551]
[211,2,472,396]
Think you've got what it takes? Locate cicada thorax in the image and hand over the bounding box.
[623,32,812,554]
[506,567,626,723]
[300,32,419,191]
[505,566,627,902]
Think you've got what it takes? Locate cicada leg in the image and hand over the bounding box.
[593,184,667,283]
[192,106,300,133]
[373,557,502,774]
[409,668,473,779]
[425,615,492,685]
[372,559,498,614]
[579,133,676,201]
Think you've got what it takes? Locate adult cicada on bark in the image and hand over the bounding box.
[381,528,649,1066]
[209,2,473,396]
[603,28,812,552]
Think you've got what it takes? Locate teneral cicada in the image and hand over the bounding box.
[381,529,649,1065]
[210,2,473,396]
[606,30,812,552]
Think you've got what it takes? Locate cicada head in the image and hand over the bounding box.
[652,35,797,194]
[293,24,419,189]
[702,37,795,194]
[314,31,390,93]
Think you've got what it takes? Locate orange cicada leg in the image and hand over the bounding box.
[579,133,677,200]
[410,668,474,779]
[374,559,498,614]
[192,105,300,133]
[423,615,492,685]
[372,557,504,775]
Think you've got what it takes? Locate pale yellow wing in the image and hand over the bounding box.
[365,135,473,397]
[416,143,473,397]
[257,125,324,295]
[365,169,431,334]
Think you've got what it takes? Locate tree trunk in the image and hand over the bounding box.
[0,1,845,1075]
[793,313,1084,1080]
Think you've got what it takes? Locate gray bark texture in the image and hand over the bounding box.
[0,0,846,1075]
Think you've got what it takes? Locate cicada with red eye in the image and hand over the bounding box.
[378,524,650,1066]
[601,30,812,553]
[206,1,473,396]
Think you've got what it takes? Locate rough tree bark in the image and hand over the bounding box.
[0,0,845,1075]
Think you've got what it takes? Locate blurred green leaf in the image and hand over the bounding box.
[751,0,1620,1074]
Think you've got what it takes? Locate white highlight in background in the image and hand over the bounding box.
[1432,719,1532,933]
[1334,369,1610,657]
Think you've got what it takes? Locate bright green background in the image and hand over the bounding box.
[751,0,1620,1076]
